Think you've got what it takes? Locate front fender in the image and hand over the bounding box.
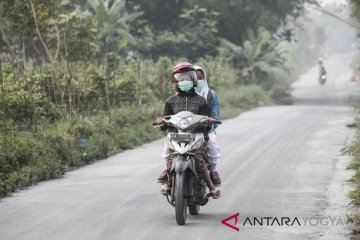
[172,155,197,174]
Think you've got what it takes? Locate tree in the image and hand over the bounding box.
[48,6,98,62]
[177,5,219,60]
[125,0,317,60]
[223,27,286,89]
[86,0,142,57]
[0,0,63,62]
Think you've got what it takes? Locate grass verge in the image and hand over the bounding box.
[0,85,273,197]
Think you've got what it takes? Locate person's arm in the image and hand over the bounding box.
[163,101,174,117]
[199,100,210,116]
[197,99,210,140]
[158,100,174,131]
[210,91,221,131]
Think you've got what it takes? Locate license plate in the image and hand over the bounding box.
[170,134,195,142]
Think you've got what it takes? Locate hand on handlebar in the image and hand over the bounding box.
[152,116,164,125]
[208,117,222,125]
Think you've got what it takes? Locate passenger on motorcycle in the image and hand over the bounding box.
[194,65,222,186]
[155,62,221,199]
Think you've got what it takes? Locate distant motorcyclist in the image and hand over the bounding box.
[318,57,323,67]
[318,57,327,84]
[320,66,326,76]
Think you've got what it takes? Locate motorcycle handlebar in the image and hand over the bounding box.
[152,120,222,126]
[152,122,165,126]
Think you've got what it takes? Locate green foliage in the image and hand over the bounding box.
[154,5,219,61]
[222,27,288,90]
[51,7,98,61]
[193,0,312,45]
[269,84,292,105]
[195,56,238,90]
[0,63,63,127]
[218,85,270,119]
[0,103,164,197]
[0,0,313,198]
[126,0,312,60]
[344,101,360,227]
[343,5,360,226]
[0,0,62,40]
[86,0,142,55]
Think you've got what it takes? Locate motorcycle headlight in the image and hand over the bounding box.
[177,117,192,129]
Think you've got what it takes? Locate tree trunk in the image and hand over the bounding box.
[27,74,37,132]
[64,32,73,117]
[0,58,7,115]
[28,0,53,64]
[104,37,112,122]
[22,41,26,65]
[161,66,165,99]
[137,58,142,105]
[112,65,117,107]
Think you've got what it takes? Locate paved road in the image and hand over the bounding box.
[0,55,359,240]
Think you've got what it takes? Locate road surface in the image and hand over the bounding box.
[0,54,359,240]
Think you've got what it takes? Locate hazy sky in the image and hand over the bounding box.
[319,0,346,5]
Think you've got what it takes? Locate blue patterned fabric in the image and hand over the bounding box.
[209,90,220,131]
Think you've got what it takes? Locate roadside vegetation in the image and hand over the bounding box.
[0,0,320,197]
[345,102,360,231]
[344,0,360,232]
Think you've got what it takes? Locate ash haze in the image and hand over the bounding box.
[320,0,346,5]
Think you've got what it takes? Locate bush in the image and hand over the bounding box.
[344,102,360,229]
[269,84,292,105]
[0,56,284,198]
[218,85,270,118]
[0,103,165,197]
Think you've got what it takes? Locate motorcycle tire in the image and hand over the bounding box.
[175,171,188,225]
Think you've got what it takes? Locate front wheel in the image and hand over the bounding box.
[319,76,326,85]
[175,172,188,225]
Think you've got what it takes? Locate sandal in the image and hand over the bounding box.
[160,185,171,195]
[210,187,221,199]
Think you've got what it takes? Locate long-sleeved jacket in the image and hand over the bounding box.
[207,90,220,132]
[163,89,209,116]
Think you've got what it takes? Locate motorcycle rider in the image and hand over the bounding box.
[194,65,222,186]
[318,57,326,76]
[318,57,323,67]
[155,62,221,199]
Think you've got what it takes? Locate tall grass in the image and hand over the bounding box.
[0,104,164,197]
[344,104,360,229]
[219,85,270,118]
[0,81,276,197]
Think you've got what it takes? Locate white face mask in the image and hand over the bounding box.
[178,80,194,92]
[197,80,205,88]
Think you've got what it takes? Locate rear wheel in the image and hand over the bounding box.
[188,204,200,215]
[175,172,188,225]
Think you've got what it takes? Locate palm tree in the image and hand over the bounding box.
[87,0,142,56]
[222,27,286,87]
[87,0,142,119]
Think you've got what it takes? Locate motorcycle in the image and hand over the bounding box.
[319,68,327,85]
[153,111,221,225]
